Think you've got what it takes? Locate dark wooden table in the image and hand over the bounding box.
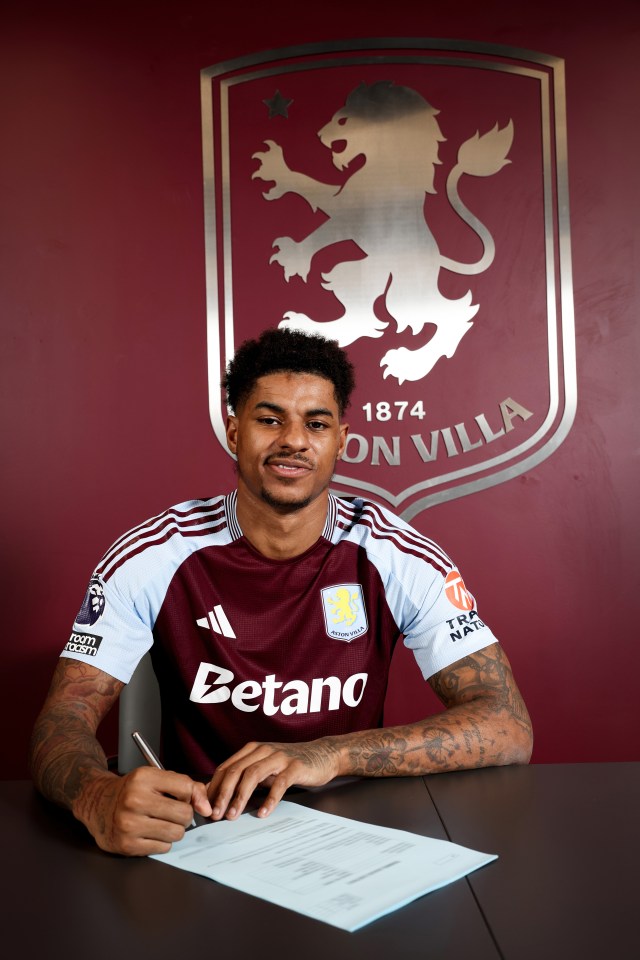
[2,764,637,959]
[427,763,639,959]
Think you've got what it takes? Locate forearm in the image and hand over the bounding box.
[30,660,213,854]
[29,659,124,821]
[297,644,533,779]
[208,643,532,821]
[329,695,533,780]
[29,703,115,815]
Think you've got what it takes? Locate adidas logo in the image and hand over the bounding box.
[196,605,236,639]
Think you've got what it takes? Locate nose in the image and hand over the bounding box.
[278,418,308,450]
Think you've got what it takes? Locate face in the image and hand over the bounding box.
[226,373,348,513]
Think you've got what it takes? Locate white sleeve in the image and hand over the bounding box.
[381,558,498,680]
[61,572,153,684]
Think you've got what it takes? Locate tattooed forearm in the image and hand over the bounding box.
[317,643,532,779]
[29,659,124,814]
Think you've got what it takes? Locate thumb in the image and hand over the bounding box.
[191,780,213,817]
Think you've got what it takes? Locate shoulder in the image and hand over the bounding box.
[94,494,232,584]
[331,495,454,579]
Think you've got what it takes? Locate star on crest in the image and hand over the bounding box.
[263,90,293,119]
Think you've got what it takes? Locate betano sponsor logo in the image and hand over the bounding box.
[189,662,368,714]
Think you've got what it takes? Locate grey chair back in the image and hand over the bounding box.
[117,652,161,774]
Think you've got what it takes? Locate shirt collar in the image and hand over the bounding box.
[225,490,338,543]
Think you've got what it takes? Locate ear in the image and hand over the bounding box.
[225,415,239,455]
[336,422,349,460]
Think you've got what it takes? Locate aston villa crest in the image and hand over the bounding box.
[201,39,576,520]
[320,584,368,642]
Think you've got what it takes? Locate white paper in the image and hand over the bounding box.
[151,801,497,931]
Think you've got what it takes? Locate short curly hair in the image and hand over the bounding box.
[222,328,355,415]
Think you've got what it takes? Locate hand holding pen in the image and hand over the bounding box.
[132,730,204,828]
[68,734,211,856]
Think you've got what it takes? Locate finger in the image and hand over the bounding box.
[255,772,295,818]
[223,755,295,820]
[130,766,199,805]
[110,799,189,852]
[111,816,187,856]
[207,763,249,820]
[137,816,187,844]
[97,830,175,857]
[123,769,201,826]
[209,759,267,820]
[125,789,196,827]
[120,837,174,857]
[208,764,250,820]
[191,781,213,818]
[153,795,198,826]
[208,743,284,819]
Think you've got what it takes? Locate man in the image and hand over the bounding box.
[30,328,532,856]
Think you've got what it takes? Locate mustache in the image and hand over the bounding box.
[264,452,313,467]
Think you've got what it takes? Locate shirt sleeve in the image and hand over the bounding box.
[61,572,153,683]
[384,560,498,680]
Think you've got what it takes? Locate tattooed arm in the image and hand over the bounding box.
[207,642,532,820]
[29,658,211,855]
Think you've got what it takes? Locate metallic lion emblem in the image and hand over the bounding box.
[252,81,513,384]
[201,40,576,516]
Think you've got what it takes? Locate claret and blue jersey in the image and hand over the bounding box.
[63,493,497,778]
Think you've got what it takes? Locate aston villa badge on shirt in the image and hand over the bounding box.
[320,584,368,642]
[201,39,575,520]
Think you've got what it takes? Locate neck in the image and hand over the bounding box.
[235,486,330,559]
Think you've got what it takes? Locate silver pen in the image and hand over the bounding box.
[131,730,197,827]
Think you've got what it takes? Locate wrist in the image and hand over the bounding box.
[318,735,354,779]
[71,767,119,830]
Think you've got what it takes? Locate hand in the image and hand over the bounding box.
[207,739,343,822]
[76,766,212,856]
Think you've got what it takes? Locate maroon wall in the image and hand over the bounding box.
[2,0,639,776]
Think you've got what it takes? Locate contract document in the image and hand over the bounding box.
[151,801,497,931]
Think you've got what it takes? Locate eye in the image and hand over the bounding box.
[337,117,347,126]
[257,416,281,426]
[307,420,328,431]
